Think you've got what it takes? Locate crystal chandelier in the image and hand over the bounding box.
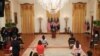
[38,0,68,14]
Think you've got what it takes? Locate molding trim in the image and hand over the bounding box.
[19,32,69,35]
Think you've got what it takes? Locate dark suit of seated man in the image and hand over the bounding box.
[87,50,93,56]
[68,34,76,49]
[0,41,3,49]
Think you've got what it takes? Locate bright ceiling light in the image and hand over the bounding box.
[38,0,68,14]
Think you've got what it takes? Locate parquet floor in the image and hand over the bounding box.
[22,34,86,56]
[0,33,99,56]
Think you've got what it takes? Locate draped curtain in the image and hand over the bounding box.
[72,2,86,33]
[20,3,34,34]
[47,11,60,19]
[96,1,100,20]
[5,3,11,23]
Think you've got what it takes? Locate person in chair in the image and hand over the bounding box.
[68,34,76,49]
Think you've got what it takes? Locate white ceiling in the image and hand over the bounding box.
[19,0,90,4]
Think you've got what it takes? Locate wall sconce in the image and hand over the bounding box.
[38,17,42,33]
[64,17,68,33]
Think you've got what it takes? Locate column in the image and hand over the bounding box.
[10,0,14,23]
[0,17,6,29]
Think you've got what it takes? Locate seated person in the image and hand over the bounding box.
[0,41,3,49]
[94,34,99,41]
[68,34,76,49]
[17,34,24,49]
[72,41,82,56]
[29,51,38,56]
[36,40,44,56]
[41,35,48,48]
[29,51,33,56]
[87,49,93,56]
[33,52,38,56]
[90,34,98,48]
[17,34,24,44]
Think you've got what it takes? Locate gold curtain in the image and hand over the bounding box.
[46,11,60,19]
[72,2,86,33]
[20,3,34,34]
[5,3,11,23]
[96,1,100,20]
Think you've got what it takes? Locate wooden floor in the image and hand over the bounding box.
[0,34,35,56]
[20,34,35,56]
[0,33,100,56]
[74,34,100,56]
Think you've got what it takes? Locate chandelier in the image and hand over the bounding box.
[38,0,68,14]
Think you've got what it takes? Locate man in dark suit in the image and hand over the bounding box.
[12,26,19,37]
[12,36,20,56]
[68,34,76,49]
[87,50,93,56]
[51,24,56,38]
[0,27,6,41]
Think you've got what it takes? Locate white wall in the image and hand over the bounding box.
[60,0,89,32]
[14,0,22,33]
[9,0,22,33]
[34,0,91,33]
[93,0,97,20]
[18,0,48,33]
[0,17,5,29]
[8,0,97,33]
[19,0,34,4]
[59,2,72,32]
[87,0,97,20]
[86,0,97,33]
[34,0,47,33]
[60,0,98,32]
[8,0,14,22]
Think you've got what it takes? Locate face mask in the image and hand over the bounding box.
[95,34,98,37]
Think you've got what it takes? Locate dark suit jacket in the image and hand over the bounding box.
[12,40,20,53]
